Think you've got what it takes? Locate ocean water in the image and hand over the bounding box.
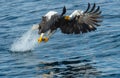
[0,0,120,78]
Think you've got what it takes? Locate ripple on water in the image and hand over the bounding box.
[0,0,120,78]
[36,57,101,78]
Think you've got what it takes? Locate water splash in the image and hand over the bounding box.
[10,29,39,52]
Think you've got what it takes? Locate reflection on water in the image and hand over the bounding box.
[9,52,101,78]
[36,57,101,78]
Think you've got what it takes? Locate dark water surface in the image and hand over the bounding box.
[0,0,120,78]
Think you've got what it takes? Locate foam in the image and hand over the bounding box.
[10,28,39,52]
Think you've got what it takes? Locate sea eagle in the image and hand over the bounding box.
[32,3,102,43]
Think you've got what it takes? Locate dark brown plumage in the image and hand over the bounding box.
[37,3,102,40]
[56,3,102,34]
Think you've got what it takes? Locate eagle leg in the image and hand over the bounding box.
[38,33,45,43]
[38,30,56,43]
[47,30,56,38]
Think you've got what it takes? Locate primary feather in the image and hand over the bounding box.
[58,3,102,34]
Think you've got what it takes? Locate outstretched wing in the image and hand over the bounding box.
[59,3,102,34]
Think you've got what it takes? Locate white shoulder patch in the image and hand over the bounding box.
[45,11,58,20]
[69,10,83,18]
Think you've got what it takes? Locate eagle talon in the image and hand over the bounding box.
[38,36,49,43]
[43,37,49,42]
[38,36,43,43]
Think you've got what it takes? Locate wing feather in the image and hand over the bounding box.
[89,3,96,12]
[84,3,90,13]
[59,3,102,34]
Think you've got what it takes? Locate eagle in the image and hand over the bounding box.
[32,3,102,43]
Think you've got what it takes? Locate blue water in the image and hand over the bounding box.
[0,0,120,78]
